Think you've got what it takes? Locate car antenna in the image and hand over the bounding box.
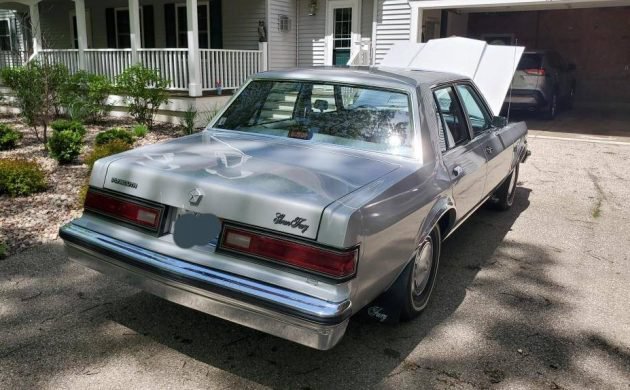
[507,38,518,123]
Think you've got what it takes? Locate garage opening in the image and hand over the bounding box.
[417,3,630,136]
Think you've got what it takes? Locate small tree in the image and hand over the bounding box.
[60,71,112,123]
[115,65,169,129]
[1,61,68,144]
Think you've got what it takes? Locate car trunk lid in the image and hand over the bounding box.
[100,130,399,240]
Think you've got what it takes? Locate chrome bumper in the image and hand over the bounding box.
[59,223,351,350]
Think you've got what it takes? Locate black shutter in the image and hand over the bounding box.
[105,8,116,48]
[143,5,155,48]
[164,3,176,48]
[210,0,222,49]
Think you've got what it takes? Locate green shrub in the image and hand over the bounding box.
[0,158,47,196]
[85,140,132,172]
[116,65,169,129]
[0,241,6,259]
[1,62,69,144]
[51,119,86,136]
[60,71,112,123]
[180,104,198,135]
[132,123,148,138]
[48,130,83,164]
[95,127,134,146]
[0,124,22,150]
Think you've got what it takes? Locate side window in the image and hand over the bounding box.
[433,87,470,151]
[456,84,492,135]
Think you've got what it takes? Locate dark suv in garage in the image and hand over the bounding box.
[503,50,576,119]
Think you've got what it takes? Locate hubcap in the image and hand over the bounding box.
[508,170,517,198]
[412,239,433,296]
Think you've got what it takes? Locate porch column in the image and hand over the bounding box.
[410,6,423,43]
[29,1,42,54]
[128,0,141,63]
[74,0,88,70]
[186,0,202,96]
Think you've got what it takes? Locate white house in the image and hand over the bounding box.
[1,0,628,114]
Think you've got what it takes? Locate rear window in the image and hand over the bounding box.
[517,54,543,70]
[214,80,414,158]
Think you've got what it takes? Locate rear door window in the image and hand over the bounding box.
[433,86,470,151]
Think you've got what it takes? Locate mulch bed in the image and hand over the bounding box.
[0,114,181,257]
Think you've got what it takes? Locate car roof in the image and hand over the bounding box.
[252,66,466,90]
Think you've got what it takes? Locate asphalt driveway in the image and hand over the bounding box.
[1,129,629,389]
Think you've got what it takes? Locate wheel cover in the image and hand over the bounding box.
[412,238,433,297]
[508,170,517,201]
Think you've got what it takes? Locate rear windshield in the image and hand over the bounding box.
[517,53,543,70]
[213,80,414,158]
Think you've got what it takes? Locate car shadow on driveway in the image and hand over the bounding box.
[102,186,566,387]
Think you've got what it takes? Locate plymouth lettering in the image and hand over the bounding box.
[111,177,138,189]
[273,213,309,233]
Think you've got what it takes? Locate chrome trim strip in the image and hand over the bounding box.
[60,223,351,322]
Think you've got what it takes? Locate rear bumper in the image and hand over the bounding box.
[504,89,548,111]
[59,223,351,350]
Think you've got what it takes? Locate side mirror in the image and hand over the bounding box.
[567,63,576,71]
[492,116,508,128]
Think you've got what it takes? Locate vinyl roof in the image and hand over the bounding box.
[253,66,466,90]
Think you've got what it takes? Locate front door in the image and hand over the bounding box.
[455,83,512,194]
[326,0,359,66]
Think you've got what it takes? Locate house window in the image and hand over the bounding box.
[332,8,351,65]
[115,8,143,48]
[0,20,12,51]
[175,3,210,49]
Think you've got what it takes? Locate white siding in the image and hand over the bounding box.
[374,0,411,64]
[297,0,325,67]
[223,0,265,50]
[267,0,297,69]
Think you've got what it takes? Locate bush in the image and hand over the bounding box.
[180,104,198,135]
[51,119,86,136]
[80,139,132,205]
[85,140,132,172]
[0,158,47,196]
[116,65,169,129]
[132,123,148,138]
[95,127,134,146]
[0,124,22,150]
[0,241,6,259]
[1,62,69,144]
[60,71,112,123]
[48,130,84,164]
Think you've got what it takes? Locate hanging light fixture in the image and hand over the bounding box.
[308,0,318,16]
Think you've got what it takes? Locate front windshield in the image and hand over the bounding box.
[213,80,415,158]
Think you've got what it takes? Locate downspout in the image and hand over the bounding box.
[371,0,377,65]
[296,0,299,67]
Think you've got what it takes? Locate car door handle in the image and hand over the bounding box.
[452,166,463,177]
[486,146,494,154]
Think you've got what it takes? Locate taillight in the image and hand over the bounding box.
[524,68,545,76]
[220,226,358,278]
[84,188,164,231]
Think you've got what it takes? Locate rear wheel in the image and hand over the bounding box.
[399,226,441,320]
[490,164,519,211]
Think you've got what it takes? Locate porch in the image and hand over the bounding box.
[0,0,268,96]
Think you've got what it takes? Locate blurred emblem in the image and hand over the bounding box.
[189,188,203,206]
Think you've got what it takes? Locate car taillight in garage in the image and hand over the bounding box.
[84,188,165,232]
[524,68,546,76]
[220,226,358,278]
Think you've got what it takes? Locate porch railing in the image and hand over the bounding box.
[347,40,373,66]
[31,47,263,93]
[0,51,30,69]
[200,49,263,90]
